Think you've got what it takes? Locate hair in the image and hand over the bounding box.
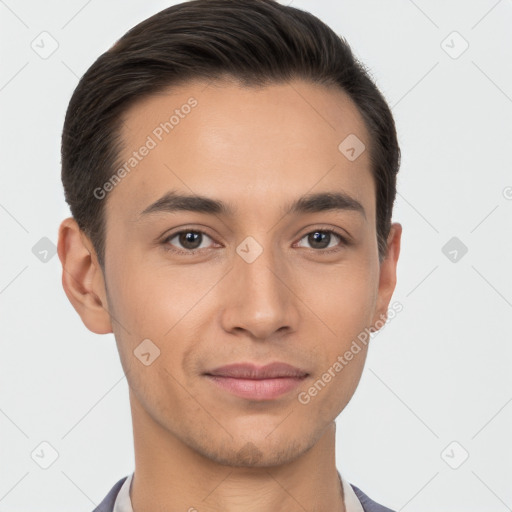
[61,0,400,269]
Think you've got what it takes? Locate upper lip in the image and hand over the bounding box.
[205,362,309,379]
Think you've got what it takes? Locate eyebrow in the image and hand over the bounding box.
[138,190,366,220]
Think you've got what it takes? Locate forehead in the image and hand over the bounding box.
[105,78,375,226]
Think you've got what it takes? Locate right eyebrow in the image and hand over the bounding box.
[138,191,234,218]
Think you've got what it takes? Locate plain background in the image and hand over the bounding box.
[1,0,511,510]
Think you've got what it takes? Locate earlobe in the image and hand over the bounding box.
[371,222,402,333]
[57,217,113,335]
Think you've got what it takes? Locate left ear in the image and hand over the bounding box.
[371,222,402,332]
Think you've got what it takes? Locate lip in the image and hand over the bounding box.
[204,362,309,401]
[205,362,309,379]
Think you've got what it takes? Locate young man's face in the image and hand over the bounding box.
[63,78,401,467]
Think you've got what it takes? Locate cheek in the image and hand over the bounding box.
[105,252,200,334]
[104,254,170,375]
[300,258,378,334]
[105,254,224,373]
[299,259,376,399]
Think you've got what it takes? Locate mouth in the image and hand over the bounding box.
[203,362,309,401]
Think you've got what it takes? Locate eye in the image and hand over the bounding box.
[161,227,349,256]
[295,229,348,253]
[163,230,216,254]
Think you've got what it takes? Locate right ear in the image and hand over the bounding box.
[57,217,113,334]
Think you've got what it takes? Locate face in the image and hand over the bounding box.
[77,78,400,467]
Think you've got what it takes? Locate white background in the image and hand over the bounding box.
[1,0,511,510]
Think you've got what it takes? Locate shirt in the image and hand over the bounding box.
[113,470,365,512]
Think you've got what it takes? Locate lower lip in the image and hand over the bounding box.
[205,375,307,400]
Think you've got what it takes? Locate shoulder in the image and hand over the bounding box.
[350,483,396,512]
[91,476,129,512]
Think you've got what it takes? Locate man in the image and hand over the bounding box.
[57,1,401,510]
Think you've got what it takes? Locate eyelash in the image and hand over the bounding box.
[161,228,350,256]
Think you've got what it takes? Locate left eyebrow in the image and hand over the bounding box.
[287,191,366,220]
[137,190,366,221]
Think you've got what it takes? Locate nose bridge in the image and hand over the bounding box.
[221,233,298,339]
[238,237,282,298]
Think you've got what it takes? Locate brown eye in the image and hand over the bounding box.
[295,229,348,252]
[164,230,214,253]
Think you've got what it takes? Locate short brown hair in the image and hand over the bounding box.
[61,0,400,269]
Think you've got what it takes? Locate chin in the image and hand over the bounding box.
[193,434,309,468]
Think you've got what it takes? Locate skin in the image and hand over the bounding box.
[58,77,401,512]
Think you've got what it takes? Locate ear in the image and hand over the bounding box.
[57,217,113,334]
[370,222,402,332]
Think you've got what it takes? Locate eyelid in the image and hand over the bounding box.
[295,224,351,243]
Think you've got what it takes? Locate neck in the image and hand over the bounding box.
[128,390,345,512]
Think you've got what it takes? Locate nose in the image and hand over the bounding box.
[219,240,301,341]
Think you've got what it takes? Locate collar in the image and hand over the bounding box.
[113,470,364,512]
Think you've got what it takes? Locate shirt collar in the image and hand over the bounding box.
[114,470,364,512]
